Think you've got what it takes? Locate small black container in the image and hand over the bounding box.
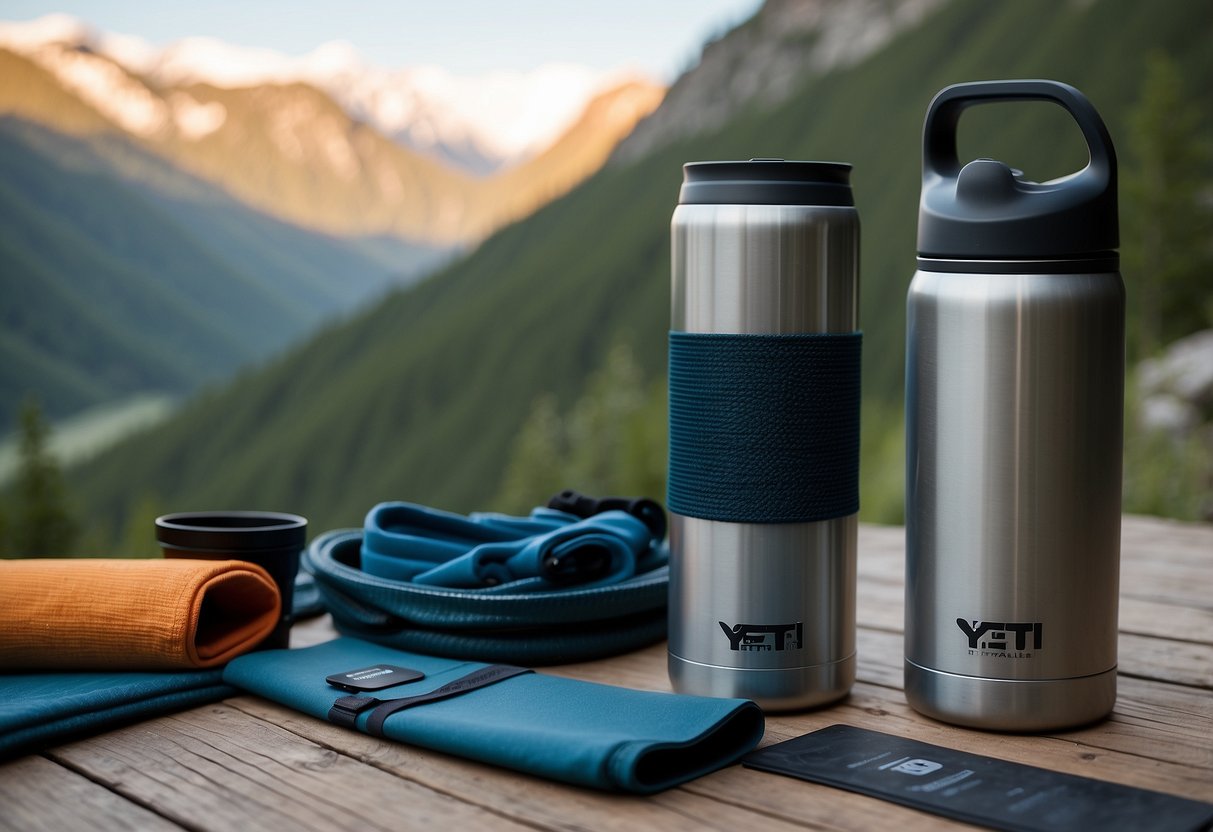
[156,511,308,649]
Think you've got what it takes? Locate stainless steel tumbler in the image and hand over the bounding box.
[667,159,860,710]
[905,81,1124,730]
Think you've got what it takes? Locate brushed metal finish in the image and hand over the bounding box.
[671,652,855,712]
[668,515,856,710]
[905,660,1117,732]
[672,204,859,335]
[669,202,859,709]
[905,265,1124,728]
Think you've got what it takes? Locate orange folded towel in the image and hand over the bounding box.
[0,558,282,670]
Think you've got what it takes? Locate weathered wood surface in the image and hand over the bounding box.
[3,514,1211,830]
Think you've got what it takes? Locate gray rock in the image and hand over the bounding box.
[610,0,948,166]
[1137,329,1213,408]
[1140,393,1199,435]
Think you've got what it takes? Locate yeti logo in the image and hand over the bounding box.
[957,619,1043,655]
[719,621,803,652]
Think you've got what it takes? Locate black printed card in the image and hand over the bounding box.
[743,724,1213,832]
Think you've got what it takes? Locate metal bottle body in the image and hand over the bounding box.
[668,203,858,710]
[904,261,1124,730]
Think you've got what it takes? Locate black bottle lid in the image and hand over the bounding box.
[917,80,1118,259]
[680,159,854,206]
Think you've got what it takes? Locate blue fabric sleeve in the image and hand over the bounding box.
[668,330,862,523]
[0,670,232,758]
[223,637,764,794]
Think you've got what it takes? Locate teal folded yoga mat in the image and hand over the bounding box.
[0,670,233,758]
[223,637,764,794]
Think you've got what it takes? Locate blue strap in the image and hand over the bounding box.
[304,531,669,664]
[302,496,672,664]
[362,503,653,588]
[668,330,862,523]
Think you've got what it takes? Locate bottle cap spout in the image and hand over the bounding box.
[917,80,1118,259]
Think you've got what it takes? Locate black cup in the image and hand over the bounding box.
[156,511,308,650]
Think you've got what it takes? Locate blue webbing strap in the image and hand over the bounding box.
[668,330,862,524]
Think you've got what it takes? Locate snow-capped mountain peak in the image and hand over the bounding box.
[0,12,89,50]
[0,14,646,172]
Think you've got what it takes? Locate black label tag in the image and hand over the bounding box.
[744,725,1213,832]
[325,664,425,692]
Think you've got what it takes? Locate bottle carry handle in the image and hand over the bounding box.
[922,80,1116,193]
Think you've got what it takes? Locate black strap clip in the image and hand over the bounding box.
[328,694,380,729]
[547,489,667,540]
[327,664,534,737]
[540,542,611,584]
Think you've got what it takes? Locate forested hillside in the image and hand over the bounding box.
[0,116,434,426]
[70,0,1213,539]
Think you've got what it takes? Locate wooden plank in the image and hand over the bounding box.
[551,633,1213,800]
[856,575,905,632]
[861,517,1213,613]
[760,683,1213,803]
[856,568,1213,648]
[1118,563,1213,609]
[850,625,1213,767]
[849,628,1213,782]
[0,755,183,832]
[1118,597,1213,645]
[849,585,1213,690]
[46,704,535,832]
[1118,633,1213,688]
[227,696,823,832]
[860,516,1213,570]
[1088,676,1213,769]
[855,524,1213,671]
[546,642,671,692]
[257,514,1213,830]
[1120,515,1213,565]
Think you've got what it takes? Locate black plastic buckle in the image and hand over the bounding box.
[540,542,612,585]
[327,694,379,729]
[547,489,667,540]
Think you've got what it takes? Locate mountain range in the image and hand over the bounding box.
[0,14,635,174]
[3,0,1207,546]
[65,0,1213,540]
[0,16,662,428]
[0,19,664,243]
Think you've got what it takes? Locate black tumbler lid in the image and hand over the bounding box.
[155,511,307,551]
[917,80,1118,259]
[679,159,854,206]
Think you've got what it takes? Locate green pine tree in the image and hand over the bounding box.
[494,343,666,513]
[494,393,568,514]
[5,398,80,557]
[116,493,167,558]
[1123,52,1213,358]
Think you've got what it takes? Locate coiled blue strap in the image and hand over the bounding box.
[301,500,671,664]
[305,531,669,664]
[668,330,862,523]
[362,503,655,588]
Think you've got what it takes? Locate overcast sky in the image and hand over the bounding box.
[2,1,765,80]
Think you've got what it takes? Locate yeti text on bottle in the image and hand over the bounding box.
[956,619,1043,651]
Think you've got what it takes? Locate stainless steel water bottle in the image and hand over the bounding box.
[905,81,1124,730]
[668,160,860,710]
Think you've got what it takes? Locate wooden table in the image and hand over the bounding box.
[3,515,1211,831]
